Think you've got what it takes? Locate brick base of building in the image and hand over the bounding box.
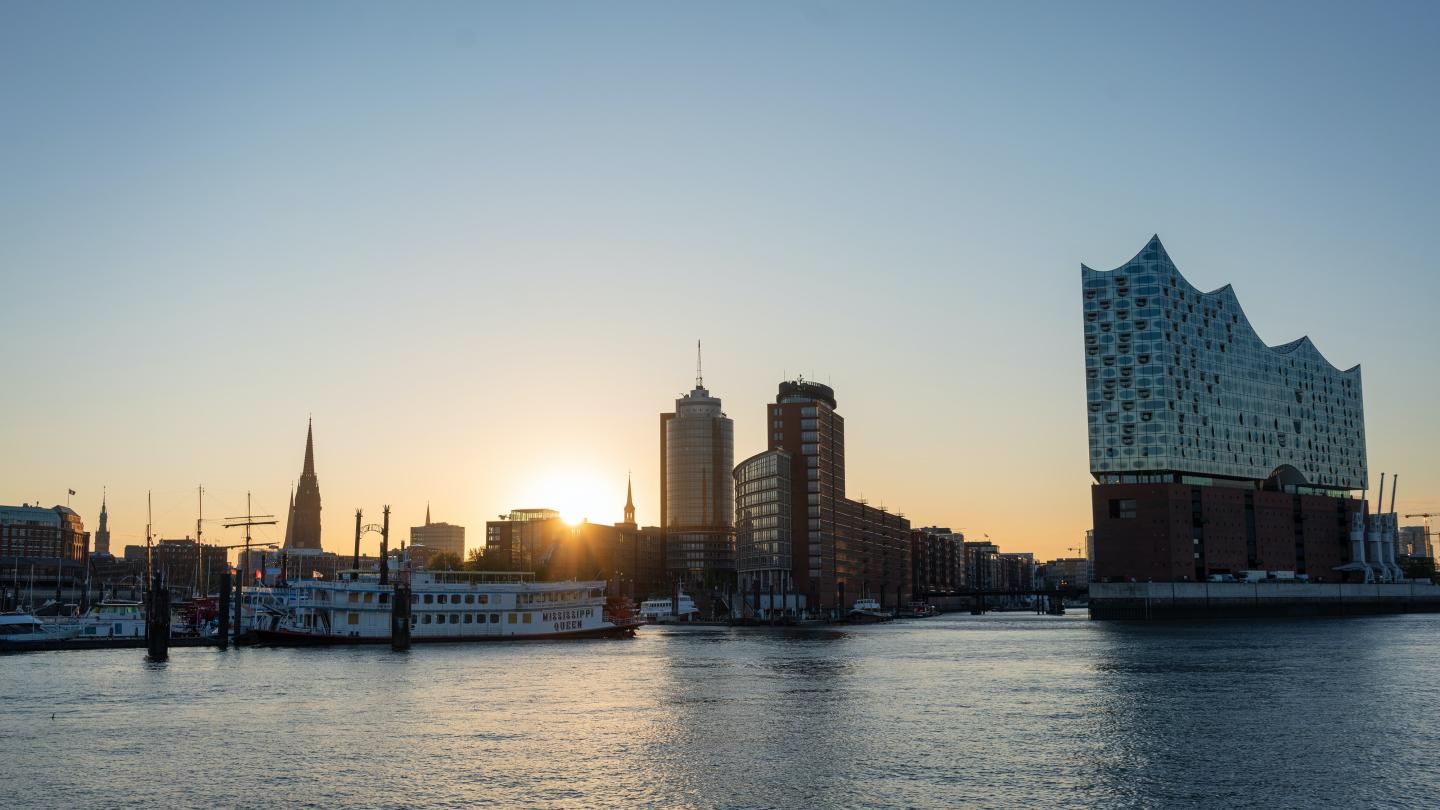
[1091,482,1364,584]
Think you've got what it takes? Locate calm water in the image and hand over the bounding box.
[4,611,1438,809]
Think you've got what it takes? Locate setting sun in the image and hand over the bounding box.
[523,469,616,528]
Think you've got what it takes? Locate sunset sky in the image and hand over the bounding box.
[4,2,1438,560]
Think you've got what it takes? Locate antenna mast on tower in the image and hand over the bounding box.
[696,340,703,388]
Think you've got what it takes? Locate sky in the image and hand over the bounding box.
[3,1,1438,561]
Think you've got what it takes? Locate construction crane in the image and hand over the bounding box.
[1403,513,1439,557]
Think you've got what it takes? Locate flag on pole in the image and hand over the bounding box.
[68,489,76,496]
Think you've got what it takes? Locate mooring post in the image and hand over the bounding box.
[233,565,244,645]
[217,570,231,650]
[146,571,170,661]
[391,580,412,651]
[379,505,390,587]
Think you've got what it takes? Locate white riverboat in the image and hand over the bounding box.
[253,570,641,645]
[637,590,699,623]
[64,600,147,638]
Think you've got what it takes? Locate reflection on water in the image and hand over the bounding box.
[2,612,1437,808]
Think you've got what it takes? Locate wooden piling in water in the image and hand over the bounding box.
[145,571,170,661]
[217,571,230,650]
[391,582,411,651]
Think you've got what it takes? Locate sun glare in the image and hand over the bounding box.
[529,469,615,527]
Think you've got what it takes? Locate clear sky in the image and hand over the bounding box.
[3,1,1438,561]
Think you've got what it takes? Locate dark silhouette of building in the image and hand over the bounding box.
[284,418,323,550]
[123,537,227,595]
[614,474,667,600]
[481,481,667,601]
[93,492,111,555]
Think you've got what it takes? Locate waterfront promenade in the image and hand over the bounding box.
[4,611,1438,809]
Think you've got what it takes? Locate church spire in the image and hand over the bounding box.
[302,416,316,477]
[426,502,431,526]
[285,418,323,550]
[623,471,636,526]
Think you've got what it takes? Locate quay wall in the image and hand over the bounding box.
[1090,582,1440,620]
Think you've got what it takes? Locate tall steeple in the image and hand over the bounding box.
[303,417,316,477]
[623,472,636,526]
[285,418,323,549]
[425,502,431,526]
[283,484,295,548]
[95,488,111,555]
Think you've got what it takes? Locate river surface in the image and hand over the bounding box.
[3,611,1438,809]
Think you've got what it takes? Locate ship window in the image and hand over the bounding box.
[423,614,432,624]
[464,613,473,623]
[478,595,489,604]
[450,614,460,624]
[379,593,389,604]
[490,613,500,623]
[508,613,517,624]
[411,594,418,604]
[523,613,532,624]
[363,592,374,603]
[347,612,359,625]
[423,594,433,604]
[349,592,359,603]
[437,594,447,604]
[465,594,475,604]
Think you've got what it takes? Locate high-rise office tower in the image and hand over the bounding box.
[284,418,323,550]
[1083,236,1369,583]
[738,378,910,614]
[661,344,735,584]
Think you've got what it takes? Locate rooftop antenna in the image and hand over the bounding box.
[695,340,703,389]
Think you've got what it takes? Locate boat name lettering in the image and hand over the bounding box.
[541,608,593,623]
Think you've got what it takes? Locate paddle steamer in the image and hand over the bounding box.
[254,570,640,644]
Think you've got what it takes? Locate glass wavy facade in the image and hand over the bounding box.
[1082,236,1366,491]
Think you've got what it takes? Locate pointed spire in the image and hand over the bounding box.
[283,484,295,547]
[100,486,107,514]
[623,471,636,525]
[302,417,316,477]
[695,340,703,389]
[425,502,431,526]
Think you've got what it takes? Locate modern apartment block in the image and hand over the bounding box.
[742,379,910,612]
[1083,236,1370,583]
[734,449,793,596]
